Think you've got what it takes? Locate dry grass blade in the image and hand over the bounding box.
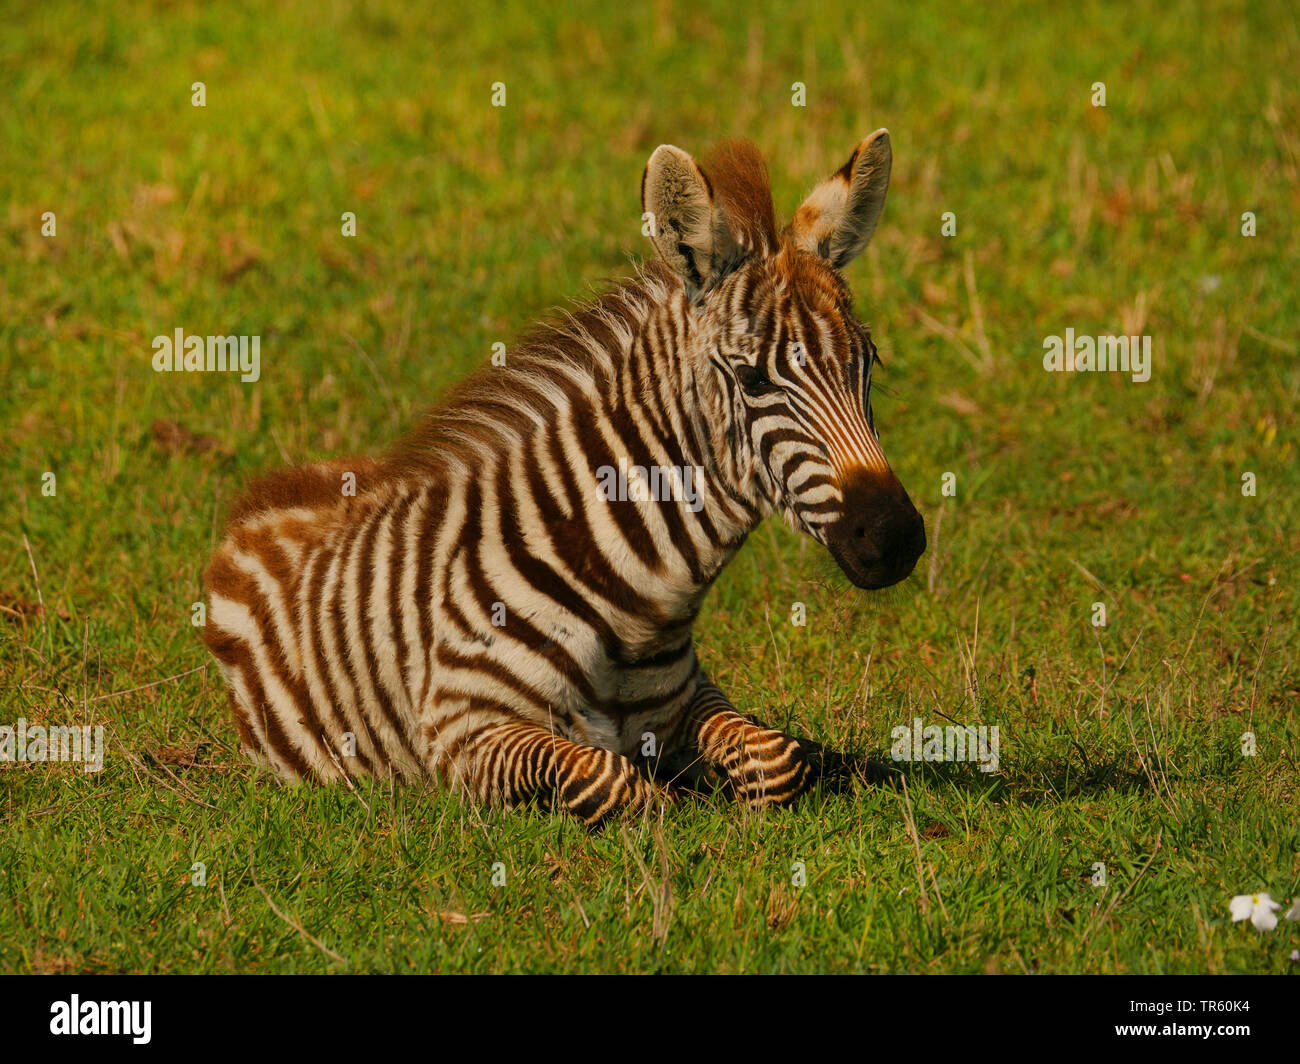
[434,910,490,925]
[898,776,932,916]
[248,848,346,965]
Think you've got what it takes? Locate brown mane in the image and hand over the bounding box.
[700,140,779,254]
[383,259,678,480]
[388,141,781,480]
[232,140,781,508]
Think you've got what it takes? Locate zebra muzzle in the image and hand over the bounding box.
[824,468,926,590]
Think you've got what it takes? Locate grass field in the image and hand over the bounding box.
[2,0,1298,974]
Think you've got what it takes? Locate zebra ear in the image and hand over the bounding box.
[789,129,892,268]
[642,144,740,299]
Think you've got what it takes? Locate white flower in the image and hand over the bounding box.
[1230,892,1283,931]
[1285,898,1300,923]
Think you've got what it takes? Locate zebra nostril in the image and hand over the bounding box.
[854,525,868,539]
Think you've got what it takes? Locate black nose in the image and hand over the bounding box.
[826,468,926,589]
[852,499,926,563]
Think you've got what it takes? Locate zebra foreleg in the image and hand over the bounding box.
[427,705,668,828]
[682,679,901,807]
[684,680,812,807]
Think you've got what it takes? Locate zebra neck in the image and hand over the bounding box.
[635,293,769,505]
[481,291,768,629]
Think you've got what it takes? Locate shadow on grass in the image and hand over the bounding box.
[890,754,1156,805]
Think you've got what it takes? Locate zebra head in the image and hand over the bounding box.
[642,131,926,590]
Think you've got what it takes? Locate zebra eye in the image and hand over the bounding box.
[735,363,779,397]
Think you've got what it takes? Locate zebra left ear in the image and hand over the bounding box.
[789,129,892,268]
[642,144,742,300]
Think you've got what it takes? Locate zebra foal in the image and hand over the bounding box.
[202,131,925,826]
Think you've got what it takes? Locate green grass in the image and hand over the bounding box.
[2,0,1298,974]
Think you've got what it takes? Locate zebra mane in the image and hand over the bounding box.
[385,259,678,477]
[700,139,779,256]
[387,140,778,479]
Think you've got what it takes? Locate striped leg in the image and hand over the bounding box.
[681,679,900,806]
[688,680,812,807]
[428,704,664,828]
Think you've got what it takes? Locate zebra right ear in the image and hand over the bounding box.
[789,129,892,268]
[642,145,740,300]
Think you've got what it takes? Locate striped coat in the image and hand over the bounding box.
[202,132,925,826]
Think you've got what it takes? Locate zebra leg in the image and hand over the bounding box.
[684,680,812,807]
[427,703,665,828]
[681,680,900,807]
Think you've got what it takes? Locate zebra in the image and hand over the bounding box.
[201,130,926,827]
